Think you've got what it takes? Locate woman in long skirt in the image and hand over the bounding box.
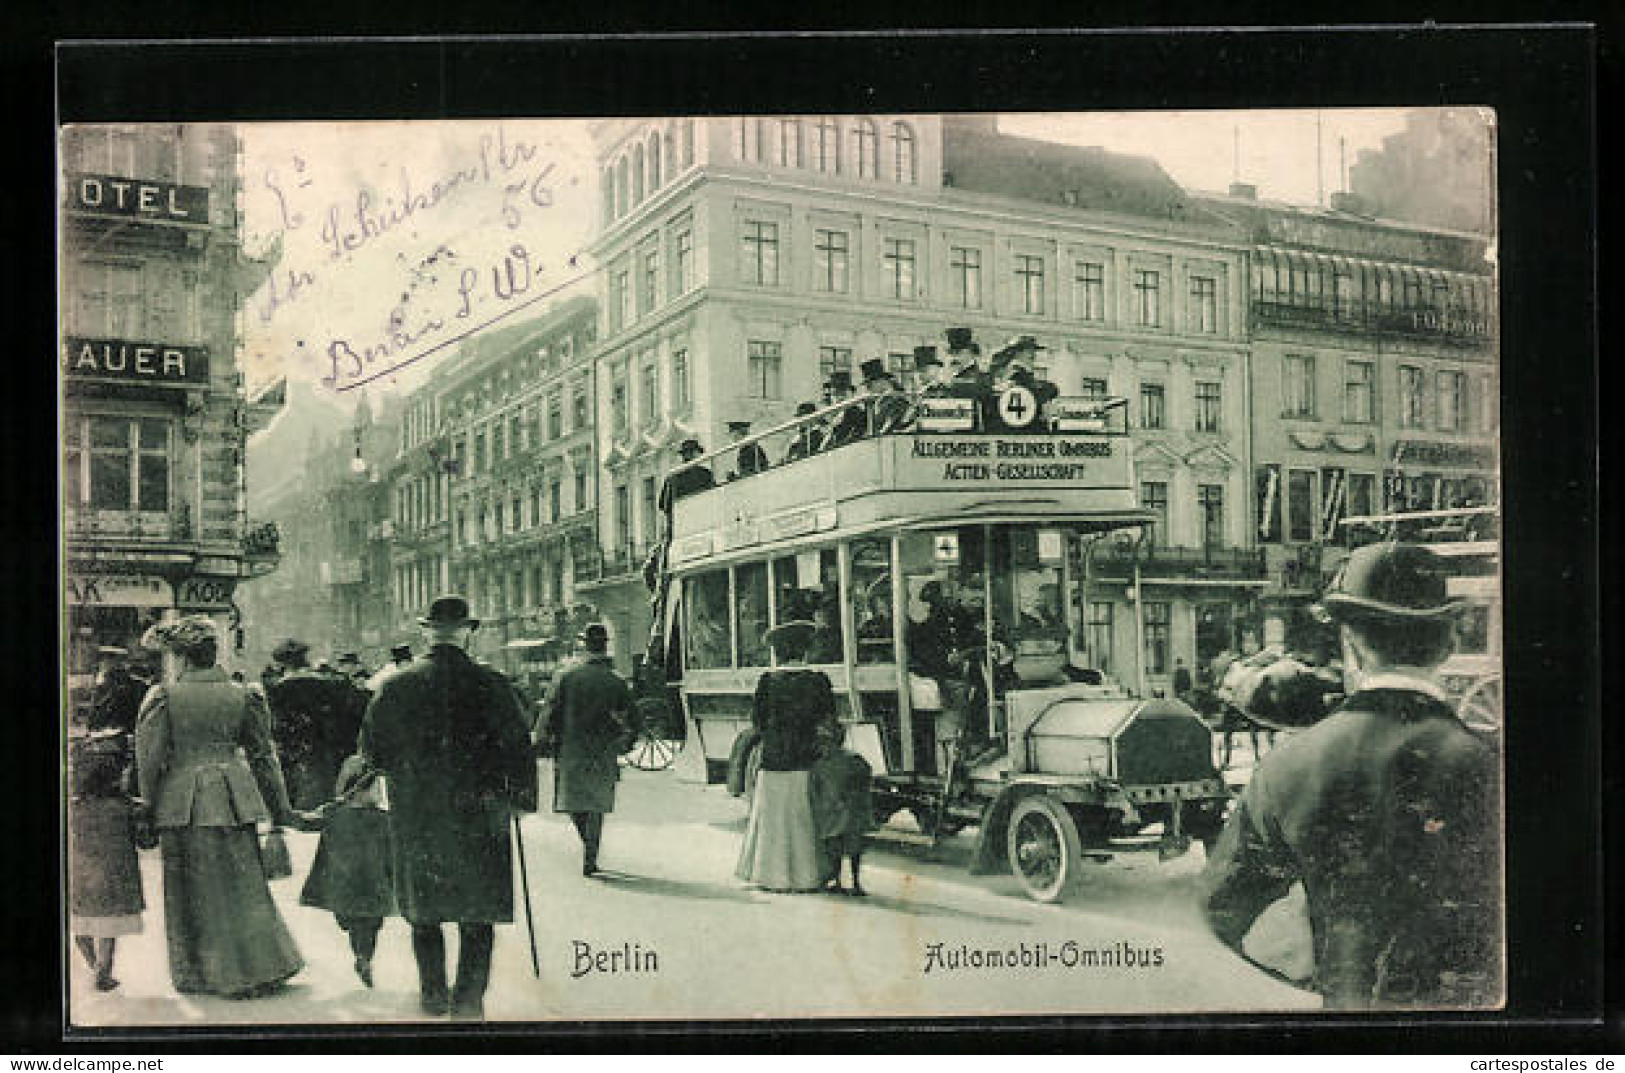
[137,616,308,997]
[735,620,836,892]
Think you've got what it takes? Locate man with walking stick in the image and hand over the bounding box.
[359,595,537,1020]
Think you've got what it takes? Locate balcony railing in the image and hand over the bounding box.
[1090,543,1267,580]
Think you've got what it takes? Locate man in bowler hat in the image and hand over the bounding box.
[359,595,536,1019]
[785,401,826,461]
[824,370,868,447]
[658,438,715,517]
[541,623,635,876]
[726,420,770,480]
[1201,544,1502,1008]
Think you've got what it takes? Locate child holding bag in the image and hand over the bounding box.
[299,754,396,987]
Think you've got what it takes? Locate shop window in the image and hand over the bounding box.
[1144,601,1172,676]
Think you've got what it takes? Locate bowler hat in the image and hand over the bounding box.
[763,620,817,649]
[389,644,413,661]
[859,357,894,385]
[420,594,480,629]
[945,327,980,354]
[795,401,818,416]
[579,622,611,645]
[1311,543,1466,623]
[272,638,310,665]
[677,437,705,459]
[727,420,752,434]
[913,345,941,368]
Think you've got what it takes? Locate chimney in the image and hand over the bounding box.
[1227,182,1257,200]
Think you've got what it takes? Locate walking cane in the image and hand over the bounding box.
[512,814,540,978]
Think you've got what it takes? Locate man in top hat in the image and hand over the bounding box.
[658,438,715,519]
[914,345,953,397]
[540,622,635,877]
[859,357,913,436]
[988,335,1059,433]
[1200,544,1501,1008]
[824,369,868,448]
[785,401,827,461]
[267,637,353,810]
[359,595,536,1019]
[725,420,769,480]
[942,327,994,426]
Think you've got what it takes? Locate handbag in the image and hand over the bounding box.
[261,827,294,880]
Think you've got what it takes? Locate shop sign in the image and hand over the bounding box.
[67,173,209,223]
[900,435,1124,489]
[64,337,210,387]
[175,576,236,610]
[67,573,172,607]
[1393,440,1497,468]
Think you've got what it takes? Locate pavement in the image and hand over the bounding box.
[69,751,1315,1028]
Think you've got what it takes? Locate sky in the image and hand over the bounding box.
[237,109,1428,406]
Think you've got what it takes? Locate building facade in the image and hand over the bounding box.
[1206,189,1499,651]
[61,123,283,707]
[583,115,1263,689]
[384,297,600,667]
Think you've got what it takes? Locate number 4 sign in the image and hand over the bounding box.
[998,385,1038,428]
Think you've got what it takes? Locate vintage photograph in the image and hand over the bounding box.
[60,108,1502,1026]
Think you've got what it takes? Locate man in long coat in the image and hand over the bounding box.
[267,639,350,810]
[359,595,536,1019]
[543,623,634,877]
[1200,544,1502,1008]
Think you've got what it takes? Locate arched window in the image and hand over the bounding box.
[681,120,695,168]
[852,117,879,178]
[815,116,841,173]
[615,158,629,221]
[890,121,917,183]
[632,144,645,204]
[648,132,662,190]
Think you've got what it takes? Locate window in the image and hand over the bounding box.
[493,422,506,462]
[572,387,588,430]
[814,229,850,293]
[852,118,879,178]
[547,393,563,439]
[614,484,631,554]
[746,340,783,399]
[672,228,694,294]
[1139,383,1165,430]
[1399,365,1427,428]
[1332,270,1354,317]
[609,269,629,333]
[1288,468,1316,542]
[511,495,522,532]
[1479,374,1497,433]
[815,117,841,172]
[1437,369,1465,431]
[1140,481,1169,546]
[1283,354,1317,417]
[818,346,852,381]
[529,487,541,529]
[574,468,589,512]
[950,246,982,309]
[611,375,628,434]
[672,349,691,410]
[1016,254,1045,315]
[1085,601,1114,674]
[614,159,628,222]
[735,561,771,668]
[648,132,662,190]
[1344,361,1375,423]
[494,502,505,537]
[1346,473,1375,541]
[741,220,780,286]
[882,237,916,299]
[1073,261,1105,321]
[1133,269,1161,327]
[474,431,486,473]
[1190,275,1218,333]
[1079,377,1108,399]
[66,415,170,513]
[509,413,522,455]
[641,477,659,546]
[1144,602,1171,676]
[641,363,660,429]
[685,571,733,670]
[549,479,562,523]
[639,249,659,316]
[1195,380,1222,433]
[76,262,145,337]
[777,118,802,167]
[1198,483,1225,548]
[890,122,917,183]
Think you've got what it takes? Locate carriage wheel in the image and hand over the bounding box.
[622,727,682,771]
[1457,675,1501,734]
[1006,796,1086,904]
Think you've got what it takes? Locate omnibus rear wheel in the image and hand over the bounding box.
[1006,795,1085,903]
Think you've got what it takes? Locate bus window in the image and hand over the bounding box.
[685,571,732,670]
[851,536,895,664]
[773,548,842,664]
[1455,603,1491,656]
[735,561,770,667]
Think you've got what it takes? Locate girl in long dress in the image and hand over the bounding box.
[67,730,146,991]
[735,621,836,892]
[136,616,308,998]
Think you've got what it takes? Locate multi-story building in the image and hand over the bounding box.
[582,115,1264,689]
[61,123,283,704]
[384,297,599,665]
[235,390,398,673]
[1204,186,1498,650]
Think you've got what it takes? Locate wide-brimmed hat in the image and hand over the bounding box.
[142,615,219,659]
[677,437,705,459]
[420,594,480,629]
[764,620,817,649]
[1311,543,1466,623]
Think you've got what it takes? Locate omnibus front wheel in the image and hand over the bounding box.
[1006,795,1085,903]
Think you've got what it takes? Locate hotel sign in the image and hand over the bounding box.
[67,173,209,223]
[64,338,210,388]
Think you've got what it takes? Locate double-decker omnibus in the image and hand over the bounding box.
[648,377,1230,902]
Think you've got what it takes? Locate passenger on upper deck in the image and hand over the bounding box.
[824,370,868,449]
[988,335,1060,433]
[858,359,913,436]
[726,420,769,481]
[785,402,826,462]
[914,346,952,397]
[658,438,715,518]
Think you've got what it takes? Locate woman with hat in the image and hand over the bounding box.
[135,615,308,997]
[735,620,838,892]
[1201,543,1502,1008]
